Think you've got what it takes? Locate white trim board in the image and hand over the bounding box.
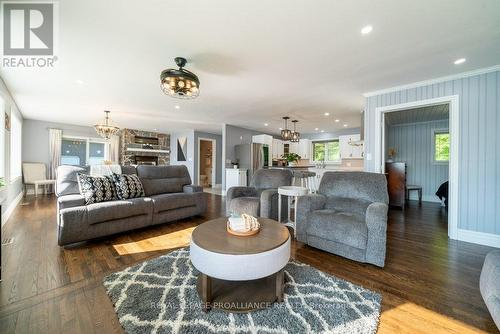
[457,229,500,249]
[374,95,460,241]
[363,64,500,97]
[1,191,23,227]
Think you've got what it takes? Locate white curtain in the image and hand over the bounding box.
[48,128,62,181]
[107,135,120,164]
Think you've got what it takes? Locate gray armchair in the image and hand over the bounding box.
[226,169,293,220]
[296,171,389,267]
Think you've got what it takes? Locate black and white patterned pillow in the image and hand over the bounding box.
[77,174,117,205]
[112,173,145,200]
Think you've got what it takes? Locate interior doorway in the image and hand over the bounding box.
[374,95,459,240]
[197,138,216,188]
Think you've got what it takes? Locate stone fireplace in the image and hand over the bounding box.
[120,129,170,165]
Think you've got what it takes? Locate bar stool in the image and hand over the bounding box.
[292,171,317,193]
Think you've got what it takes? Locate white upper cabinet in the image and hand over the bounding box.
[339,134,362,159]
[298,139,310,160]
[272,138,284,159]
[252,134,273,146]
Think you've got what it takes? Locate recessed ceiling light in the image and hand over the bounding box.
[320,130,325,133]
[361,25,373,35]
[75,79,84,85]
[343,124,348,127]
[279,127,283,130]
[315,128,319,131]
[264,123,269,126]
[335,119,340,123]
[454,58,466,65]
[175,105,180,109]
[324,112,330,116]
[153,128,158,131]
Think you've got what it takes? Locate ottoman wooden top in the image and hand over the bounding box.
[191,217,289,255]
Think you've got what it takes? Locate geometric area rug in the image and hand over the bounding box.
[104,248,382,334]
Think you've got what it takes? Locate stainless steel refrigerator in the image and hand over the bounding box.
[235,143,269,184]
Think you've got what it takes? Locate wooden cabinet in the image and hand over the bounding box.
[385,162,406,209]
[339,134,362,159]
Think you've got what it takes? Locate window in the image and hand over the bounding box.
[312,139,340,162]
[61,137,108,166]
[434,130,450,163]
[10,111,22,181]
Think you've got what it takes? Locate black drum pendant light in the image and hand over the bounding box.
[160,57,200,99]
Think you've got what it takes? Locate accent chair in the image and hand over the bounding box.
[226,168,293,220]
[296,171,389,267]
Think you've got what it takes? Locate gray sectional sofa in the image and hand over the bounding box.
[56,165,206,246]
[296,171,389,267]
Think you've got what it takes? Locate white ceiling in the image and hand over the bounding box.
[1,0,499,135]
[385,104,449,126]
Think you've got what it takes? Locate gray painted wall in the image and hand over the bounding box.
[364,70,500,235]
[194,131,222,185]
[0,78,23,223]
[387,120,449,202]
[22,119,97,166]
[224,125,263,165]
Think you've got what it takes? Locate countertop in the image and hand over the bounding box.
[268,165,315,169]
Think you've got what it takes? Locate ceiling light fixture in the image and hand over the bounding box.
[335,119,340,123]
[343,124,348,127]
[264,123,269,126]
[324,112,330,116]
[94,110,120,140]
[321,130,325,133]
[290,120,300,142]
[160,57,200,99]
[454,58,466,65]
[315,128,319,131]
[175,105,180,109]
[281,117,292,141]
[361,25,373,34]
[75,79,84,85]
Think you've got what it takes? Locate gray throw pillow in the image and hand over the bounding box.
[112,173,145,200]
[77,173,116,205]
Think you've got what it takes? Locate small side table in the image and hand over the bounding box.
[406,185,422,205]
[278,186,308,237]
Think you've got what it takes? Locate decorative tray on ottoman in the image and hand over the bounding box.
[226,214,260,237]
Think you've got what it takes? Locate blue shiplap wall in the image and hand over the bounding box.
[364,70,500,235]
[387,120,449,202]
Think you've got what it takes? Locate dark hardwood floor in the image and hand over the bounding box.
[0,194,498,333]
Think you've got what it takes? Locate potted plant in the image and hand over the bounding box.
[282,152,301,166]
[387,148,396,162]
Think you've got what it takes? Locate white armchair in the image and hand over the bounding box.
[22,163,55,196]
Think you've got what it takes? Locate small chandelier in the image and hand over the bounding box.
[160,57,200,99]
[281,117,292,141]
[94,110,120,140]
[290,120,300,142]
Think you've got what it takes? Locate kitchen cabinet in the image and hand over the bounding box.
[225,168,247,190]
[298,139,310,159]
[272,138,284,159]
[339,134,362,159]
[252,134,273,147]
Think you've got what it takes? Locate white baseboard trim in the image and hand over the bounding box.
[1,191,23,227]
[457,229,500,248]
[407,194,441,203]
